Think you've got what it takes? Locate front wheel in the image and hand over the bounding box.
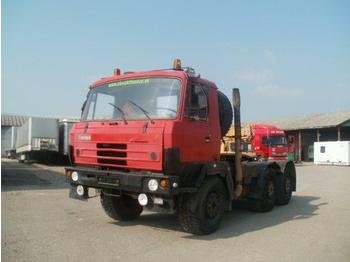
[178,177,228,235]
[100,191,143,221]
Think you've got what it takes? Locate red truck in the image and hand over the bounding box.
[221,124,292,161]
[251,124,289,160]
[66,59,296,235]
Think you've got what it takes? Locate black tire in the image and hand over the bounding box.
[100,191,143,221]
[218,91,233,137]
[250,178,275,212]
[275,174,292,205]
[178,177,227,235]
[275,163,295,205]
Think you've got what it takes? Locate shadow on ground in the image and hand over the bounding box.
[111,196,327,239]
[1,160,68,191]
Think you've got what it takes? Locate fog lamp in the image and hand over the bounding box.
[138,193,148,206]
[76,185,85,196]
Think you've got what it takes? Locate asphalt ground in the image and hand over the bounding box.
[2,159,350,262]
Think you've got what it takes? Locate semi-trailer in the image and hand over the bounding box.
[59,119,79,157]
[16,117,59,162]
[1,126,17,158]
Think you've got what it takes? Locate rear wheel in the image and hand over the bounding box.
[178,177,227,235]
[250,178,275,212]
[275,174,292,205]
[100,191,143,221]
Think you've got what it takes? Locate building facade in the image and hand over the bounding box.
[268,112,350,161]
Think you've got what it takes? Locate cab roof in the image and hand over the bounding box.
[90,68,217,89]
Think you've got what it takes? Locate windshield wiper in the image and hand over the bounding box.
[108,103,128,124]
[128,100,154,124]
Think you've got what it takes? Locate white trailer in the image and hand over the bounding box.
[1,126,17,157]
[59,119,79,156]
[16,117,59,161]
[314,141,350,166]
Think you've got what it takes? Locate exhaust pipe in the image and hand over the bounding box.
[232,88,243,199]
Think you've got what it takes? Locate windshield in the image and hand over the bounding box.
[269,135,287,146]
[82,78,182,121]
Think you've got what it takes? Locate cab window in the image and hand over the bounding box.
[262,136,269,145]
[185,83,208,120]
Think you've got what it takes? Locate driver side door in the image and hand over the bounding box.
[181,80,214,162]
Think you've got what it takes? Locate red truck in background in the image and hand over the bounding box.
[221,124,294,161]
[251,124,289,160]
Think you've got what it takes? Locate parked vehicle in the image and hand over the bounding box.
[59,119,79,156]
[221,124,290,161]
[1,126,17,158]
[308,145,314,160]
[314,141,350,166]
[220,124,257,160]
[16,117,59,162]
[305,144,314,161]
[66,59,296,235]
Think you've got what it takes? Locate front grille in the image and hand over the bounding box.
[97,143,127,149]
[96,143,127,166]
[97,151,127,157]
[97,158,127,165]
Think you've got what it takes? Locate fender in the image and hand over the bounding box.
[243,160,296,199]
[271,160,296,191]
[195,161,234,201]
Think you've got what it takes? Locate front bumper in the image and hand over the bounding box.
[65,166,180,200]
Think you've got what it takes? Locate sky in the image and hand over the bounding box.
[2,0,350,121]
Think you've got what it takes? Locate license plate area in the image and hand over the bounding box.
[97,176,120,187]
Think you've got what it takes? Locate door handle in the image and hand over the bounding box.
[205,136,211,143]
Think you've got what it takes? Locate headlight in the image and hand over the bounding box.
[148,179,158,191]
[71,171,79,182]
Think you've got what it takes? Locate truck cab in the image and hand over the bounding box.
[70,66,226,173]
[221,124,289,161]
[251,124,288,160]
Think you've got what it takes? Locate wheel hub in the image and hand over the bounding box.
[206,192,220,219]
[267,181,274,198]
[285,177,291,193]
